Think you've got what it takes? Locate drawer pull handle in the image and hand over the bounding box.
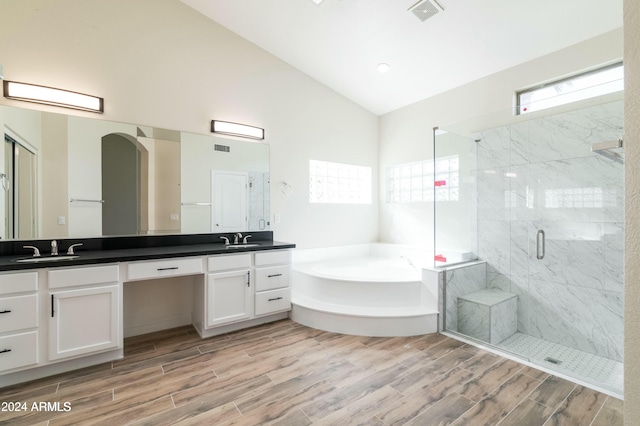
[0,349,11,354]
[268,297,283,302]
[0,310,11,314]
[268,274,283,278]
[157,267,179,271]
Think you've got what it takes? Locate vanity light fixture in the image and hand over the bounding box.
[3,81,104,113]
[211,120,264,140]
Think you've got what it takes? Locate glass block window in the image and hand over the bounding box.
[309,160,372,204]
[517,63,623,115]
[544,187,615,209]
[386,156,459,203]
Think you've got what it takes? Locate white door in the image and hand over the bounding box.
[212,171,247,233]
[207,269,252,327]
[49,285,120,361]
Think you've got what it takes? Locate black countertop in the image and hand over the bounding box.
[0,232,295,272]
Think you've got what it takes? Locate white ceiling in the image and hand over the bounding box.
[180,0,622,116]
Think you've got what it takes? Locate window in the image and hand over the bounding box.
[386,156,459,203]
[517,63,623,115]
[309,160,372,204]
[544,187,618,209]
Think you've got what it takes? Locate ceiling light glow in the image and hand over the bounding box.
[377,63,391,74]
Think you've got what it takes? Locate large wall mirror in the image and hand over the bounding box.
[0,105,270,241]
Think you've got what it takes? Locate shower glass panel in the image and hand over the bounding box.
[432,129,478,267]
[435,99,624,397]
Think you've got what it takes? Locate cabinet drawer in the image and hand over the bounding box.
[208,254,251,272]
[255,265,290,291]
[49,265,119,289]
[0,294,37,333]
[255,250,290,267]
[255,288,291,316]
[127,257,202,281]
[0,331,38,372]
[0,272,38,295]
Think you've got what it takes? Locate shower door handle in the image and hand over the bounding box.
[536,230,545,260]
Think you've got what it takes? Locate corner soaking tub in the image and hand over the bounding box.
[291,244,439,336]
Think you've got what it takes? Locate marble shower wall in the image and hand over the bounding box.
[475,100,624,362]
[443,261,487,333]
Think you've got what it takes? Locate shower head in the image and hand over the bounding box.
[591,138,623,164]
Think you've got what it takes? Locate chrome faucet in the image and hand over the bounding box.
[51,240,58,256]
[66,243,83,255]
[219,236,230,245]
[233,232,243,244]
[243,234,252,244]
[23,245,41,257]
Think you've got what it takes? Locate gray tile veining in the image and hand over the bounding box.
[469,99,624,363]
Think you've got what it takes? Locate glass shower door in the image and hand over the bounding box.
[436,99,624,396]
[500,102,625,393]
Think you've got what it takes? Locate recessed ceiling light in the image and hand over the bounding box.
[377,63,391,74]
[311,0,324,5]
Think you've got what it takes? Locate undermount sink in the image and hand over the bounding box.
[225,244,260,249]
[16,255,80,263]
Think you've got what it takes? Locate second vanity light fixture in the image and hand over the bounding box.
[211,120,264,140]
[3,80,104,113]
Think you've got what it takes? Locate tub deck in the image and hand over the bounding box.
[290,245,440,336]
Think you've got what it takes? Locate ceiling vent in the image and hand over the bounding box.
[409,0,444,22]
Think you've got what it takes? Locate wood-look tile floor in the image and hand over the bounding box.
[0,319,623,425]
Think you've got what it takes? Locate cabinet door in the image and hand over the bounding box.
[207,269,252,327]
[49,284,120,361]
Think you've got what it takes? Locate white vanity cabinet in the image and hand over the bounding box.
[48,264,121,361]
[206,254,253,327]
[0,271,39,373]
[254,250,291,316]
[0,244,293,386]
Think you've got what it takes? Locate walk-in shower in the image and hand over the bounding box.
[435,99,624,397]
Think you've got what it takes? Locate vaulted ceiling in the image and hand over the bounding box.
[181,0,623,115]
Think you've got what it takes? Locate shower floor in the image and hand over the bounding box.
[497,332,623,397]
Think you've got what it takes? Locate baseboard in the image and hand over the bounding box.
[124,314,192,338]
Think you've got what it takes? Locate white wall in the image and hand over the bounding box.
[0,0,379,249]
[624,0,640,422]
[0,0,378,335]
[379,29,623,247]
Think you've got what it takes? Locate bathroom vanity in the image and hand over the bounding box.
[0,232,294,387]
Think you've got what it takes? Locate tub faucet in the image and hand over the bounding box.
[400,256,415,268]
[234,232,243,244]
